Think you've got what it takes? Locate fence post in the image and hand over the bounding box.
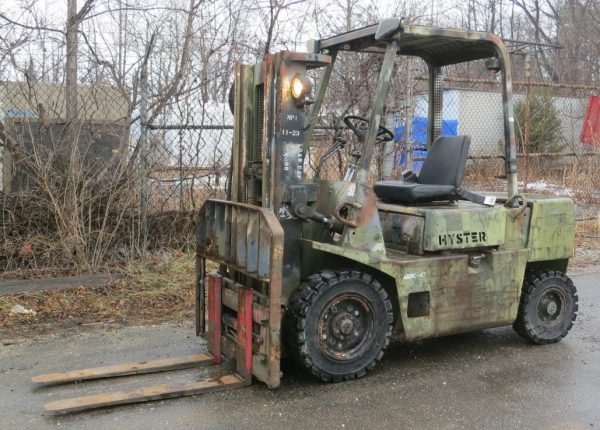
[139,58,149,251]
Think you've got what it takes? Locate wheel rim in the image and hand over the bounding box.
[536,287,566,327]
[317,293,375,361]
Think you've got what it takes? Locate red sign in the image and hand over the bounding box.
[580,95,600,147]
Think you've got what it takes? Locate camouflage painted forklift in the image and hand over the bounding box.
[34,18,578,412]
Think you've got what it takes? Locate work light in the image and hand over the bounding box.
[290,74,311,100]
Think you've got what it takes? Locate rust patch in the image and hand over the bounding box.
[356,187,378,227]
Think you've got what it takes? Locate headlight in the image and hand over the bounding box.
[290,74,311,100]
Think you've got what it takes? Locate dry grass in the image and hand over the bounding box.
[571,219,600,272]
[0,190,200,274]
[0,267,82,281]
[0,217,597,341]
[0,251,202,340]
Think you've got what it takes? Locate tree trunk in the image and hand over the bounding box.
[65,0,78,135]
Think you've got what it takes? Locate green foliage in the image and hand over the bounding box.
[514,92,563,153]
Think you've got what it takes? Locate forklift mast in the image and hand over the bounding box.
[230,52,331,288]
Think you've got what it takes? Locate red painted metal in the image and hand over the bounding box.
[236,286,253,382]
[197,199,285,388]
[581,95,600,147]
[207,273,222,364]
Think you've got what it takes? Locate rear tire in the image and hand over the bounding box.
[513,270,578,344]
[289,270,393,382]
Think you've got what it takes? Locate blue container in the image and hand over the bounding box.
[442,119,458,136]
[398,117,459,172]
[412,117,428,143]
[412,117,458,142]
[394,125,407,142]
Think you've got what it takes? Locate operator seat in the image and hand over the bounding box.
[373,135,471,204]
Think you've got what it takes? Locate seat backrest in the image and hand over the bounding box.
[417,135,471,186]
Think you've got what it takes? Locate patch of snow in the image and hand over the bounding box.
[9,304,37,315]
[525,181,549,191]
[518,180,574,197]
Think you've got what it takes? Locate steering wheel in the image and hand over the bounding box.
[343,115,394,143]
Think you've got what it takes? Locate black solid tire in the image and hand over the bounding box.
[289,270,393,382]
[513,270,578,344]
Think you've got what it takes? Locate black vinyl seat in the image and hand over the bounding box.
[373,135,471,204]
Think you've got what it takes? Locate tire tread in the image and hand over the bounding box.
[289,270,393,382]
[513,270,577,344]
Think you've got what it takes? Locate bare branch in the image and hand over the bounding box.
[0,12,64,34]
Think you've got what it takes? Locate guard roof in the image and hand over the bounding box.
[312,21,503,66]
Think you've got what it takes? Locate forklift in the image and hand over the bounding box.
[34,18,578,411]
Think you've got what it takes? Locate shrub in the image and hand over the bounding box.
[514,91,563,153]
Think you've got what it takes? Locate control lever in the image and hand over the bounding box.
[293,203,344,233]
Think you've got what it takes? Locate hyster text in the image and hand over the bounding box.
[438,231,487,246]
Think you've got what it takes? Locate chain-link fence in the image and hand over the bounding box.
[141,70,600,219]
[0,80,142,269]
[0,82,130,191]
[1,55,599,269]
[404,74,600,219]
[310,71,599,221]
[144,107,232,213]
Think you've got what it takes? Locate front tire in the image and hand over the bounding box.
[289,270,393,382]
[513,270,578,344]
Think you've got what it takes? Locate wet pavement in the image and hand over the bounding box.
[1,271,598,430]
